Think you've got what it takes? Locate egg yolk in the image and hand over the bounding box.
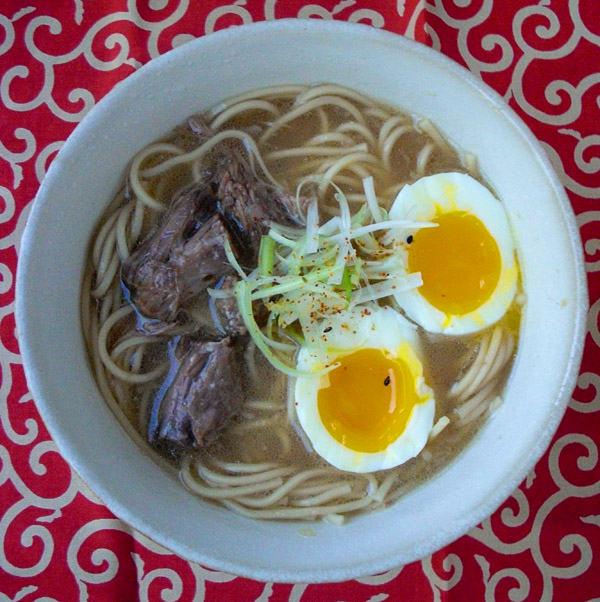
[317,348,419,453]
[408,211,501,316]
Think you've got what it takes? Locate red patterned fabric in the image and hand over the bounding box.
[1,2,598,600]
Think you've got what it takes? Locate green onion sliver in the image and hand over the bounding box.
[234,279,334,377]
[258,235,276,277]
[304,200,320,254]
[351,273,423,305]
[362,176,383,223]
[342,268,352,303]
[268,229,297,248]
[223,237,246,279]
[250,265,343,301]
[327,219,436,245]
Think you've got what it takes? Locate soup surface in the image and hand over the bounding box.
[83,84,522,522]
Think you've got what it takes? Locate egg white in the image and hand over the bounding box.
[294,306,435,473]
[389,172,518,335]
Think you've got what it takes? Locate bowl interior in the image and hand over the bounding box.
[16,19,587,583]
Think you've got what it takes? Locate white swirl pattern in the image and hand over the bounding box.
[0,1,598,600]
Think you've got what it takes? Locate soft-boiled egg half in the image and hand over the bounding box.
[294,306,435,473]
[389,172,519,335]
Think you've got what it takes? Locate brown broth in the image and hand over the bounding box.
[84,85,521,517]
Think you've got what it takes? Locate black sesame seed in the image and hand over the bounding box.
[407,235,413,244]
[384,375,391,386]
[324,326,332,333]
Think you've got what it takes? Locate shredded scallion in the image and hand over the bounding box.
[258,235,276,277]
[223,177,431,377]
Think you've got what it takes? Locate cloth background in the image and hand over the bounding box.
[1,1,599,600]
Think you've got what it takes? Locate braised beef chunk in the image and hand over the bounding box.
[150,336,243,449]
[122,153,306,336]
[209,275,247,337]
[216,156,304,260]
[121,183,238,327]
[122,148,312,450]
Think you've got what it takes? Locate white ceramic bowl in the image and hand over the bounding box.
[16,19,587,583]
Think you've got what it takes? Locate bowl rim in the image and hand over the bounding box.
[15,18,588,583]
